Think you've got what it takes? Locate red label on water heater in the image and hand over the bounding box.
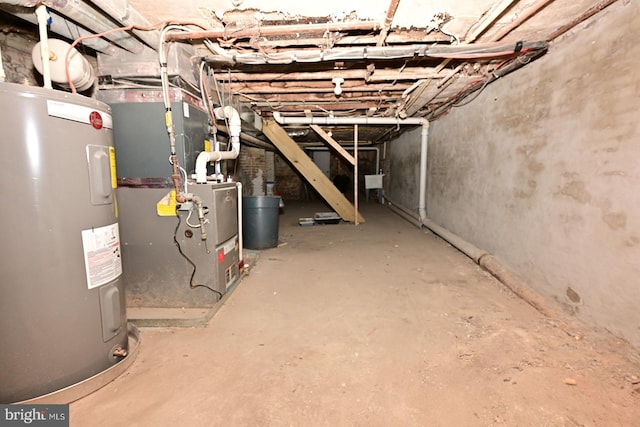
[89,111,103,130]
[218,250,225,263]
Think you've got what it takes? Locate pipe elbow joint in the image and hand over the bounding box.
[214,106,241,138]
[195,151,211,184]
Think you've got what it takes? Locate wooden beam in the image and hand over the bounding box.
[310,125,356,166]
[261,119,364,223]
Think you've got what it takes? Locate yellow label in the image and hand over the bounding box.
[109,146,117,188]
[165,111,172,128]
[156,190,177,217]
[204,139,214,165]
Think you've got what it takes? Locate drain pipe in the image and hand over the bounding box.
[0,43,5,82]
[386,135,555,318]
[34,4,52,89]
[195,106,241,184]
[417,123,429,222]
[273,111,428,127]
[237,182,243,265]
[365,115,557,317]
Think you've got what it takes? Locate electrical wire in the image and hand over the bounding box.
[452,78,493,107]
[173,212,222,300]
[185,208,201,228]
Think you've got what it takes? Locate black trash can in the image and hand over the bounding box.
[242,196,281,249]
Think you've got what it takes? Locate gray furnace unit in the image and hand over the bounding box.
[0,83,128,403]
[100,88,239,308]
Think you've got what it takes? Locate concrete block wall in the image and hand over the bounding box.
[388,127,422,210]
[422,2,640,347]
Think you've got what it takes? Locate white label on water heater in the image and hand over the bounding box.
[82,223,123,289]
[47,100,113,129]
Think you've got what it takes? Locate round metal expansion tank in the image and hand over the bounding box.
[0,83,128,403]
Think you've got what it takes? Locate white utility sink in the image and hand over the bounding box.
[364,174,384,189]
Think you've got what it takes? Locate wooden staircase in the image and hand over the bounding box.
[261,119,365,223]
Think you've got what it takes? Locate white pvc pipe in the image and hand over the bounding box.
[273,111,430,216]
[418,124,429,222]
[195,149,239,183]
[195,106,242,183]
[214,106,242,140]
[0,43,5,82]
[237,182,243,265]
[35,4,52,89]
[273,111,428,126]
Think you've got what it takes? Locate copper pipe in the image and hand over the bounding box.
[166,21,380,41]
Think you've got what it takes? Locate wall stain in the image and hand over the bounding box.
[556,180,592,204]
[566,286,582,304]
[602,170,626,177]
[602,211,627,230]
[514,180,537,199]
[513,140,546,201]
[626,236,640,247]
[516,141,547,175]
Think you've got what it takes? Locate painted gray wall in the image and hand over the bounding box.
[424,3,640,346]
[388,127,423,211]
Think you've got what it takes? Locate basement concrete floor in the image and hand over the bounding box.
[71,201,640,426]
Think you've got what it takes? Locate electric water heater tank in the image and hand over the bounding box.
[0,83,128,403]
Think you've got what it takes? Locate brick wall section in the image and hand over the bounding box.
[237,146,266,196]
[274,153,304,201]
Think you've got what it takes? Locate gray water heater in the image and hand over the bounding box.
[0,83,128,403]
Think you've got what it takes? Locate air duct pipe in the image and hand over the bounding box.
[195,106,241,184]
[0,0,146,53]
